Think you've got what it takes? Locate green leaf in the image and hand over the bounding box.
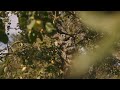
[27,20,36,30]
[45,22,56,33]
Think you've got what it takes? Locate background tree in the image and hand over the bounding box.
[0,11,119,79]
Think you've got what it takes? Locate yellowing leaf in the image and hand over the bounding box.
[51,60,54,64]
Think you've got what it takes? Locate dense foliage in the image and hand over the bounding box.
[0,11,119,79]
